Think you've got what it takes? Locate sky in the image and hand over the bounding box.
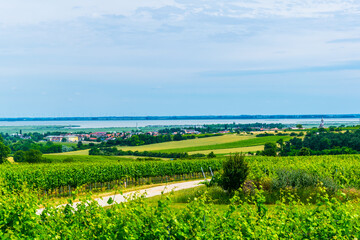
[0,0,360,117]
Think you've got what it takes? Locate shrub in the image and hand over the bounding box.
[262,142,277,156]
[207,152,216,158]
[25,149,43,163]
[0,142,11,164]
[219,153,249,193]
[272,169,338,192]
[298,147,311,156]
[14,150,26,162]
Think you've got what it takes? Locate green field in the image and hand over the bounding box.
[49,134,288,156]
[155,135,291,153]
[45,154,168,162]
[117,134,289,154]
[118,134,253,152]
[189,145,265,155]
[47,149,90,156]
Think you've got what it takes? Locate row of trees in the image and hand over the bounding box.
[258,129,360,157]
[89,147,217,159]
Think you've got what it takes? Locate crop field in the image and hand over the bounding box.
[45,154,168,162]
[155,135,291,153]
[3,153,360,238]
[117,134,290,153]
[118,134,253,151]
[44,154,134,162]
[188,145,264,155]
[47,149,90,155]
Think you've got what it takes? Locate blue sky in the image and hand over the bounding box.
[0,0,360,117]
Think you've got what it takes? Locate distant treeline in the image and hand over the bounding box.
[103,133,222,147]
[279,129,360,156]
[89,147,210,159]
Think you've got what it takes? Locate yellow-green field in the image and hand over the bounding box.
[118,134,253,151]
[45,133,289,157]
[47,149,89,156]
[188,145,264,155]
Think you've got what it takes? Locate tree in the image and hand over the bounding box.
[89,147,102,155]
[277,138,284,151]
[14,150,26,162]
[207,151,216,158]
[25,149,43,163]
[0,142,11,164]
[298,147,311,156]
[173,133,183,141]
[219,153,249,193]
[296,124,303,129]
[77,141,83,149]
[61,137,67,142]
[263,142,277,156]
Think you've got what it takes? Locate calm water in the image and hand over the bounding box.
[0,118,359,128]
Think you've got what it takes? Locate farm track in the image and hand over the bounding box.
[36,179,205,215]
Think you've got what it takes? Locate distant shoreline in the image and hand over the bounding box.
[1,114,359,122]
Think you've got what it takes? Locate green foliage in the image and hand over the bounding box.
[0,142,11,164]
[219,153,249,193]
[157,135,292,153]
[14,150,26,162]
[25,149,43,163]
[272,169,338,192]
[262,142,277,156]
[298,147,311,156]
[2,182,360,238]
[207,151,216,158]
[0,159,223,190]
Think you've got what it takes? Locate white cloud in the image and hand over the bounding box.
[0,0,181,26]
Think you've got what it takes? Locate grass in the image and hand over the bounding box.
[118,134,254,152]
[156,135,291,153]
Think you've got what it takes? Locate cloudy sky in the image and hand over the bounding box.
[0,0,359,117]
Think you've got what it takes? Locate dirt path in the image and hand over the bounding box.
[36,179,205,215]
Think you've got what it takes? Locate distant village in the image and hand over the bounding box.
[27,126,285,143]
[8,120,330,143]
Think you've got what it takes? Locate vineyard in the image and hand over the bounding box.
[0,159,222,194]
[3,154,360,195]
[1,181,360,239]
[2,154,360,238]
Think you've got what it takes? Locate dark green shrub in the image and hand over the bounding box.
[272,169,338,192]
[299,147,311,156]
[14,150,26,162]
[219,153,249,193]
[263,142,277,156]
[25,149,43,163]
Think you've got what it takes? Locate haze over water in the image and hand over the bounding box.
[0,118,359,128]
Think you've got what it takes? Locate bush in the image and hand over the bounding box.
[0,142,11,164]
[207,152,216,158]
[262,142,277,156]
[272,169,338,193]
[219,153,249,193]
[298,147,311,156]
[14,150,26,162]
[25,150,43,163]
